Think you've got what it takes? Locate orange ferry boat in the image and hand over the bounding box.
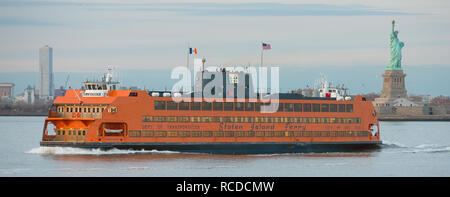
[40,68,381,154]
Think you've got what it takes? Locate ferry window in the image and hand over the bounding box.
[179,102,189,110]
[245,117,252,123]
[203,131,212,137]
[225,131,233,137]
[192,131,202,137]
[285,103,294,112]
[154,101,166,110]
[224,117,232,122]
[312,104,321,112]
[83,108,86,113]
[167,117,177,122]
[294,103,302,112]
[97,108,100,113]
[154,116,165,122]
[214,132,224,137]
[224,102,233,111]
[83,130,85,135]
[255,103,262,112]
[256,131,264,137]
[213,102,223,111]
[129,92,138,97]
[253,117,259,123]
[234,117,242,123]
[303,103,311,112]
[78,130,81,135]
[330,117,336,123]
[202,116,211,122]
[75,108,78,112]
[346,104,353,112]
[88,108,91,113]
[304,117,311,123]
[338,104,346,112]
[321,104,329,112]
[330,104,337,112]
[235,102,244,111]
[245,102,254,111]
[179,116,189,122]
[167,101,178,110]
[142,116,151,122]
[277,103,284,112]
[192,116,202,122]
[190,102,201,110]
[202,102,212,111]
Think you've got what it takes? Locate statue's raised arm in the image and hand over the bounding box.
[392,20,395,33]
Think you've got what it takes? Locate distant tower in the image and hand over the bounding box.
[39,45,54,100]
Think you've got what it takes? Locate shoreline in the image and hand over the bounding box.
[378,115,450,121]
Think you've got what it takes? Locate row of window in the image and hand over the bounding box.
[57,105,107,113]
[154,101,354,113]
[142,116,361,124]
[128,130,369,138]
[55,129,87,136]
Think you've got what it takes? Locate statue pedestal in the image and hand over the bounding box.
[380,69,407,99]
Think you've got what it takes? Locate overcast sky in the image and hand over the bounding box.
[1,0,450,96]
[1,0,449,71]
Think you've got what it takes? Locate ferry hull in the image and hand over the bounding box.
[40,141,382,154]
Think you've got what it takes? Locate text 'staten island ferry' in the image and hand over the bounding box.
[40,65,381,154]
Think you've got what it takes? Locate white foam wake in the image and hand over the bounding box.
[26,147,180,155]
[381,142,450,154]
[381,140,407,148]
[407,144,450,153]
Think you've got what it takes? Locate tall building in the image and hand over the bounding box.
[39,45,54,100]
[24,85,36,104]
[0,83,14,100]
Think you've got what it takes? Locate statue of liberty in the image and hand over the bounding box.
[387,20,405,70]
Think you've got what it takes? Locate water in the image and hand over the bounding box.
[1,116,449,177]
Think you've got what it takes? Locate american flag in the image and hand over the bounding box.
[262,42,271,50]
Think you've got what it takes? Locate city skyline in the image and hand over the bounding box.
[1,0,450,96]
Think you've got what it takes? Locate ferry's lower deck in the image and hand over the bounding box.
[40,141,381,154]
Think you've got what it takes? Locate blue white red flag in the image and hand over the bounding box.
[189,47,198,54]
[262,43,271,50]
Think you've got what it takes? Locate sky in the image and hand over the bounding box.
[1,0,450,96]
